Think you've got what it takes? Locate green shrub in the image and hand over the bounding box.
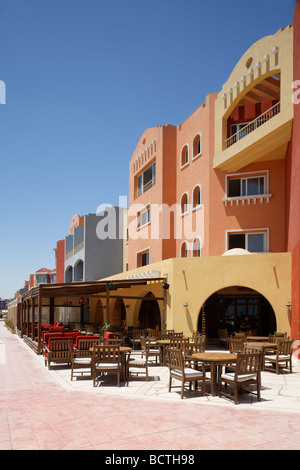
[5,318,14,331]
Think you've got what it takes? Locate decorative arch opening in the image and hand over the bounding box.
[65,266,73,283]
[192,237,201,257]
[181,144,189,167]
[180,241,189,258]
[74,259,84,282]
[197,286,276,341]
[193,133,202,158]
[192,185,201,208]
[112,298,127,327]
[95,299,104,324]
[138,292,161,330]
[225,71,281,149]
[180,192,189,215]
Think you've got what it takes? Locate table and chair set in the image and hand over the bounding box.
[44,327,294,405]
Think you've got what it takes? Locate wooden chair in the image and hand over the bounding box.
[130,329,146,349]
[127,351,149,382]
[71,337,100,380]
[105,338,125,346]
[141,336,161,364]
[219,352,262,405]
[167,348,206,399]
[264,340,293,374]
[170,332,184,339]
[45,338,73,370]
[218,328,228,348]
[182,338,205,368]
[169,337,189,350]
[233,332,246,340]
[92,345,122,386]
[228,337,245,354]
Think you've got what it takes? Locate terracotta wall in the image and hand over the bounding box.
[286,0,300,341]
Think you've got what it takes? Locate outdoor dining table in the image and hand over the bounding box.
[246,336,270,342]
[191,352,237,396]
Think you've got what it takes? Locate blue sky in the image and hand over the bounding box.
[0,0,295,299]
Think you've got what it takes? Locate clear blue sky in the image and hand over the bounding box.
[0,0,295,299]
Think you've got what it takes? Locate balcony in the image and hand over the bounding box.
[213,25,293,172]
[225,102,280,149]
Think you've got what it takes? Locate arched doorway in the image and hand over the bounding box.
[198,286,276,340]
[138,292,161,330]
[112,298,127,327]
[95,299,104,324]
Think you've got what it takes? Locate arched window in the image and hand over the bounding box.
[192,237,201,257]
[180,241,189,258]
[181,144,189,168]
[65,266,73,283]
[180,192,189,215]
[192,185,201,208]
[193,133,202,159]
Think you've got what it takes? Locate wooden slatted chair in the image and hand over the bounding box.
[229,337,245,354]
[71,336,100,380]
[92,345,122,387]
[45,338,73,370]
[218,328,229,348]
[140,336,161,364]
[130,329,146,349]
[219,352,262,405]
[167,348,206,399]
[264,339,293,374]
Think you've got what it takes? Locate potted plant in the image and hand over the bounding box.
[102,323,114,340]
[102,322,112,333]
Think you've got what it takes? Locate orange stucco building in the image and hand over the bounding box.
[122,3,299,342]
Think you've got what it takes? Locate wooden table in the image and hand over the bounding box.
[246,336,270,342]
[191,352,237,396]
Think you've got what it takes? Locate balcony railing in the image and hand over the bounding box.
[225,102,280,149]
[136,177,156,198]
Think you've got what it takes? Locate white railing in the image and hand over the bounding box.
[136,177,156,198]
[225,102,280,149]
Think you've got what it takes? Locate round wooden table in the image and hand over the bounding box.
[191,352,237,396]
[246,336,270,342]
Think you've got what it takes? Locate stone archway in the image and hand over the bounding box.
[138,292,161,330]
[197,286,276,340]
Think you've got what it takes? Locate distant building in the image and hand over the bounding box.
[62,207,125,283]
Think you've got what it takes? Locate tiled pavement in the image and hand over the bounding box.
[1,321,300,450]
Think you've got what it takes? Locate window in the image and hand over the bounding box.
[180,193,189,215]
[193,134,202,159]
[228,175,266,198]
[192,237,201,257]
[137,204,150,229]
[137,249,150,267]
[180,241,189,258]
[192,185,201,208]
[228,230,267,253]
[181,144,189,168]
[136,162,156,198]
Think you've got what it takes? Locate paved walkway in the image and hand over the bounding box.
[1,322,300,450]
